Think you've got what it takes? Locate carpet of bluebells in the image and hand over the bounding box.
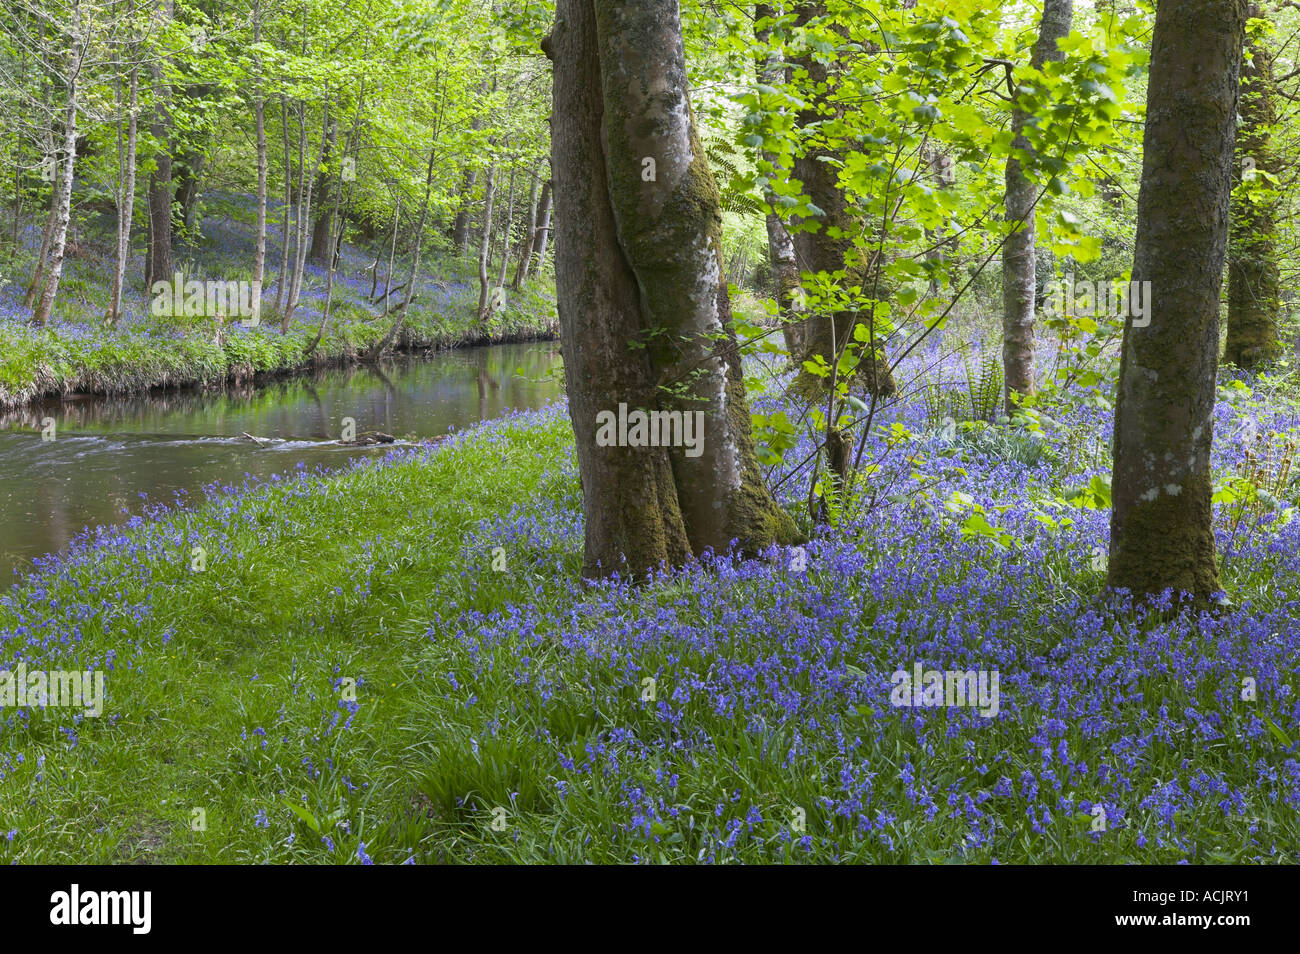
[0,337,1298,861]
[0,192,556,409]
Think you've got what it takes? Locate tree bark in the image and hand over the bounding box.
[1107,0,1246,604]
[1001,0,1073,414]
[1225,3,1281,370]
[275,96,296,315]
[532,177,553,272]
[550,0,692,577]
[33,6,83,328]
[107,42,139,328]
[755,3,804,359]
[145,3,175,293]
[476,162,497,321]
[548,0,798,578]
[251,0,267,327]
[512,165,541,290]
[307,106,336,263]
[790,1,894,398]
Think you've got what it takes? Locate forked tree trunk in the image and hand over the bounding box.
[1225,3,1281,370]
[1001,0,1073,414]
[1107,0,1246,603]
[512,166,541,290]
[549,0,798,577]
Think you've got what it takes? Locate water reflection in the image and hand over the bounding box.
[0,344,562,583]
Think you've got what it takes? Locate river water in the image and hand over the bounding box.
[0,343,563,585]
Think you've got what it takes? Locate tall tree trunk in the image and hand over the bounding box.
[275,95,294,315]
[251,0,267,327]
[755,3,804,359]
[307,105,336,263]
[532,178,553,272]
[476,162,497,321]
[495,163,517,290]
[548,2,691,577]
[512,165,541,290]
[1001,0,1074,414]
[107,48,139,328]
[547,0,799,578]
[451,166,478,256]
[284,96,328,330]
[1107,0,1246,604]
[145,2,175,292]
[1225,2,1281,370]
[33,9,84,328]
[24,153,59,310]
[789,1,894,398]
[173,147,204,234]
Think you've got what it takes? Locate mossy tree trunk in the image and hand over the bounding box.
[1107,0,1246,604]
[789,1,895,399]
[1001,0,1073,415]
[1225,3,1282,370]
[549,0,798,578]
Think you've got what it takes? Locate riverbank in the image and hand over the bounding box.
[0,281,558,412]
[0,196,559,412]
[2,386,1297,863]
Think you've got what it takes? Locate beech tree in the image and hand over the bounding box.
[1108,0,1247,602]
[548,0,798,578]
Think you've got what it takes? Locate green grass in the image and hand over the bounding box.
[2,403,1297,864]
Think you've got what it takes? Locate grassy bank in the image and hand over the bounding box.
[2,382,1298,863]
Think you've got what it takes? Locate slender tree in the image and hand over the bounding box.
[1001,0,1074,413]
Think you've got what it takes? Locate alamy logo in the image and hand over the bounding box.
[1041,272,1152,328]
[890,662,999,718]
[151,272,261,326]
[595,403,705,458]
[50,884,151,934]
[0,664,104,717]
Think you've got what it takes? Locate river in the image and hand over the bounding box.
[0,343,563,585]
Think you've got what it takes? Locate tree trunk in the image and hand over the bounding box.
[107,49,139,327]
[532,178,553,271]
[1225,2,1281,370]
[476,162,497,321]
[24,153,59,311]
[495,163,517,290]
[1001,0,1074,414]
[1107,0,1246,604]
[789,1,894,398]
[251,0,267,327]
[32,28,82,328]
[548,0,799,578]
[511,165,541,290]
[275,96,294,315]
[307,105,336,263]
[755,3,804,359]
[145,4,174,292]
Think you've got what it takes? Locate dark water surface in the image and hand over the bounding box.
[0,343,563,585]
